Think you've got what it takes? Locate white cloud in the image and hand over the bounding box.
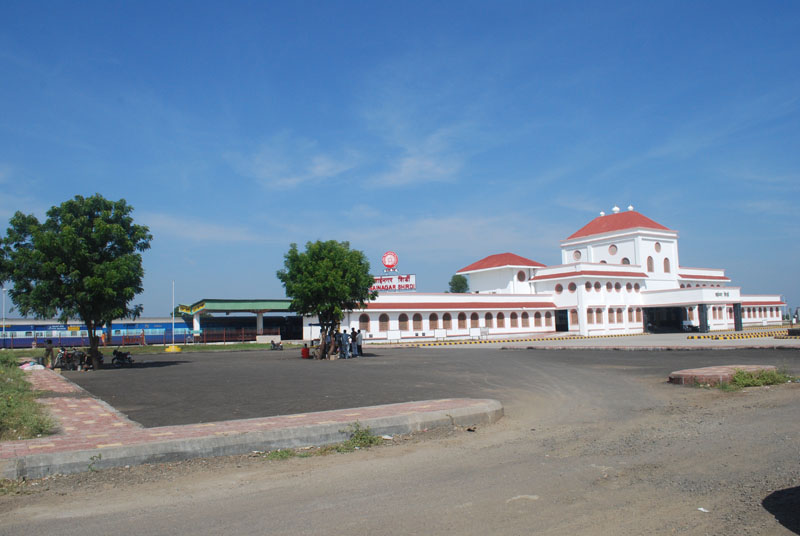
[226,134,358,189]
[141,212,265,244]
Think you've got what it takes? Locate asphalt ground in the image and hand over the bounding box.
[62,346,800,428]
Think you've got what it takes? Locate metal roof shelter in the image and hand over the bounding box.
[178,299,293,333]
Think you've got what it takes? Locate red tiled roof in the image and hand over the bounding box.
[567,211,672,240]
[742,301,786,306]
[366,301,556,310]
[531,270,648,281]
[457,253,546,274]
[678,274,730,281]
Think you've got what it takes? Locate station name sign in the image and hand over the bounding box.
[371,274,416,291]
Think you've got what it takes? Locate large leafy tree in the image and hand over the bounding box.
[277,240,376,358]
[448,274,469,293]
[1,194,152,368]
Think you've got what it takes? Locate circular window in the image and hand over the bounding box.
[634,283,641,292]
[606,282,612,291]
[568,282,577,293]
[572,250,582,261]
[621,257,630,265]
[614,282,621,292]
[555,284,563,294]
[608,244,617,255]
[594,282,601,291]
[517,270,526,282]
[654,242,662,253]
[626,282,632,292]
[585,281,592,291]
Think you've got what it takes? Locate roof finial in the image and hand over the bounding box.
[612,205,620,214]
[599,211,605,217]
[628,204,634,211]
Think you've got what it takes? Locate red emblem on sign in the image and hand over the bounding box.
[382,251,399,269]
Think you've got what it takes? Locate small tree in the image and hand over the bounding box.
[277,241,376,358]
[448,274,469,293]
[2,194,152,369]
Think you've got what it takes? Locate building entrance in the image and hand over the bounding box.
[643,307,685,333]
[555,310,569,332]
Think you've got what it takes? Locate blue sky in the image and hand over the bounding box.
[1,1,799,317]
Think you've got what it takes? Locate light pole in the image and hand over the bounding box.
[2,287,6,350]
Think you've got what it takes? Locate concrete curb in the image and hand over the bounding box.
[1,399,503,480]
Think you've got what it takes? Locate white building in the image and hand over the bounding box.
[307,207,785,342]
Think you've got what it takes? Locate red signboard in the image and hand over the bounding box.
[382,251,399,270]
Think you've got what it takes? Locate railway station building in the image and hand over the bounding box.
[318,207,785,342]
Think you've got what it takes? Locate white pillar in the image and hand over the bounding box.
[256,312,263,335]
[193,312,201,333]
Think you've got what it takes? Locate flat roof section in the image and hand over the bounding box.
[179,299,293,315]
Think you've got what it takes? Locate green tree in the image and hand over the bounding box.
[277,240,376,358]
[448,274,469,293]
[1,194,152,369]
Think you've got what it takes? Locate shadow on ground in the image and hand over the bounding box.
[763,486,800,534]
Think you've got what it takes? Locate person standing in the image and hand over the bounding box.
[43,339,54,368]
[356,329,363,357]
[340,330,350,359]
[350,328,358,357]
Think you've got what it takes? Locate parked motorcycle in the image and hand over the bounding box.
[112,348,135,368]
[54,347,77,370]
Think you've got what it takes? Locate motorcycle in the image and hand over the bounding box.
[54,347,77,370]
[112,348,135,368]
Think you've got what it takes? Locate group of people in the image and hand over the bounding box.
[332,328,363,359]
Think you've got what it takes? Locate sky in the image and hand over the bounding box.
[1,1,799,317]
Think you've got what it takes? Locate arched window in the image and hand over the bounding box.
[398,314,409,331]
[413,313,423,331]
[555,284,563,294]
[470,313,479,328]
[606,282,613,292]
[545,312,552,327]
[443,313,452,329]
[647,256,654,272]
[359,314,370,332]
[663,258,671,273]
[484,312,494,328]
[379,314,390,332]
[429,313,439,330]
[510,312,518,327]
[497,312,506,328]
[594,282,601,291]
[608,309,615,324]
[634,283,641,292]
[614,282,621,292]
[680,284,685,288]
[570,309,578,325]
[616,308,623,323]
[595,308,603,324]
[621,257,630,265]
[587,310,594,324]
[585,281,592,291]
[458,313,467,329]
[534,312,542,327]
[628,307,634,322]
[688,307,694,320]
[626,282,632,292]
[636,308,642,322]
[521,312,530,327]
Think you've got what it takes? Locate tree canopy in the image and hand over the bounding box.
[448,274,469,293]
[1,194,152,367]
[277,240,376,356]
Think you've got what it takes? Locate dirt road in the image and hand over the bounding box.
[1,348,799,535]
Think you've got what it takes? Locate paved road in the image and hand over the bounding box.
[63,346,800,427]
[4,345,800,535]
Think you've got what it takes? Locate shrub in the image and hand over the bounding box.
[0,361,55,440]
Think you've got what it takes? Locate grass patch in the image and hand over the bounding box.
[730,368,794,388]
[257,422,384,460]
[0,353,55,441]
[0,342,301,361]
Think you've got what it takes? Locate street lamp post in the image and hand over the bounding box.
[2,287,6,350]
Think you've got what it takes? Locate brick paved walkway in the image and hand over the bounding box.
[1,369,486,460]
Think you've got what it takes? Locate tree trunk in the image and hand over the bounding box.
[86,320,102,370]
